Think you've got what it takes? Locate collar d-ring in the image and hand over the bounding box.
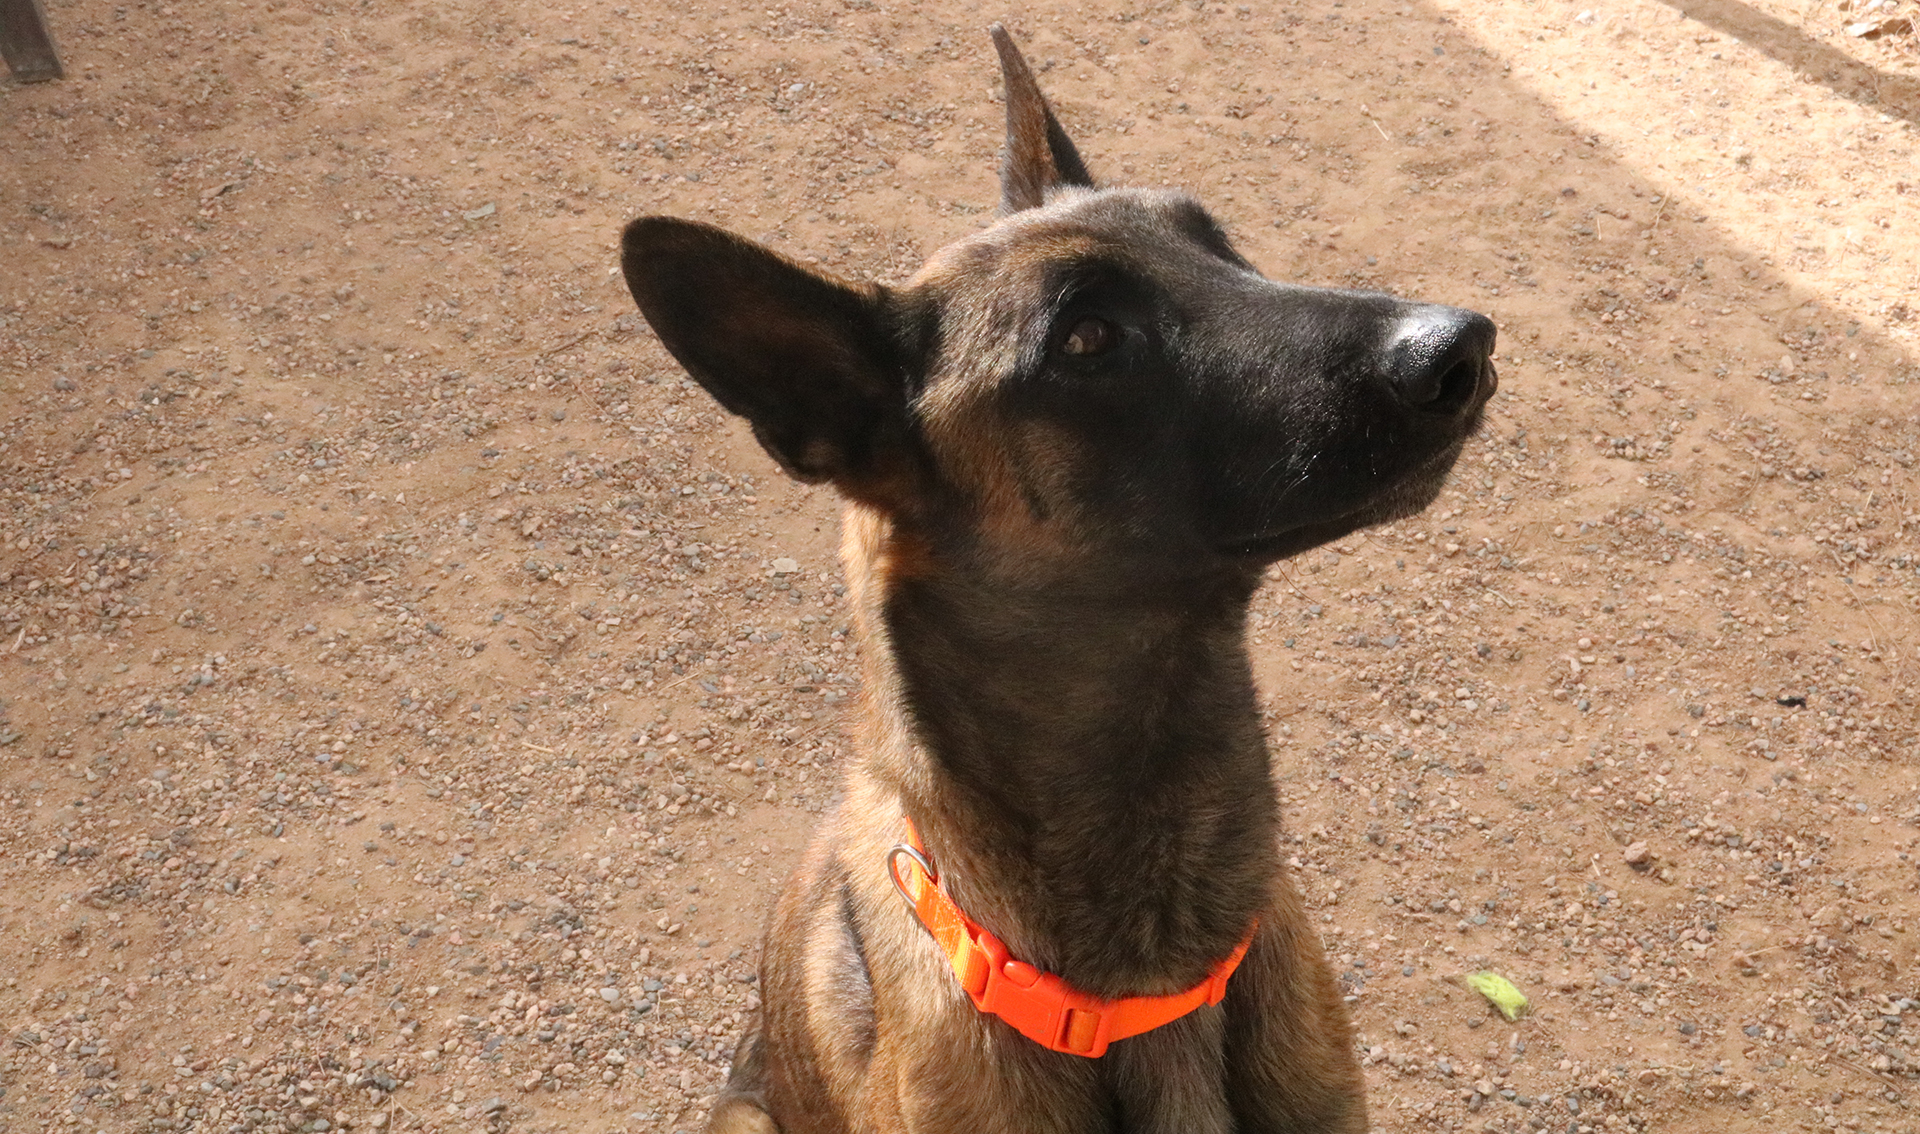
[887,842,936,907]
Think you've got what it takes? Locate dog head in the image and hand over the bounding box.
[621,26,1495,581]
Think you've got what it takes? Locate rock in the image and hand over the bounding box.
[1847,17,1909,36]
[1623,841,1652,867]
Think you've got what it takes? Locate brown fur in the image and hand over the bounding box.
[620,25,1499,1134]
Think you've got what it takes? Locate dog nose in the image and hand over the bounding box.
[1382,307,1497,415]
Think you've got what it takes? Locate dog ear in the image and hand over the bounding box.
[620,216,911,499]
[991,24,1095,214]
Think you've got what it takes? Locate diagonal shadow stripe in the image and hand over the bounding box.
[1655,0,1920,126]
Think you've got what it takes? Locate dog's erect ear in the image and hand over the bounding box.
[621,216,910,497]
[991,24,1095,214]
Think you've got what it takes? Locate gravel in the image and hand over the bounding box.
[5,2,1920,1133]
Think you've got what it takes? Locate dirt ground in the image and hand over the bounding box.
[4,0,1920,1131]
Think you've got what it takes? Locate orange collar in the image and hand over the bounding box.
[886,818,1254,1058]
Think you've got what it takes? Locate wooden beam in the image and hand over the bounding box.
[1,0,65,82]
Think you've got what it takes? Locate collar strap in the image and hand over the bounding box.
[886,818,1254,1058]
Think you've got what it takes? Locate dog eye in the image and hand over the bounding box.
[1059,317,1117,357]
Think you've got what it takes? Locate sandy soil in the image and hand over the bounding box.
[4,1,1920,1132]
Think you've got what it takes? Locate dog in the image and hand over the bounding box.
[619,25,1496,1134]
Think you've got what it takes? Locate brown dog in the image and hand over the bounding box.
[620,26,1496,1134]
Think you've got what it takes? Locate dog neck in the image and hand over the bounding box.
[843,507,1281,1001]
